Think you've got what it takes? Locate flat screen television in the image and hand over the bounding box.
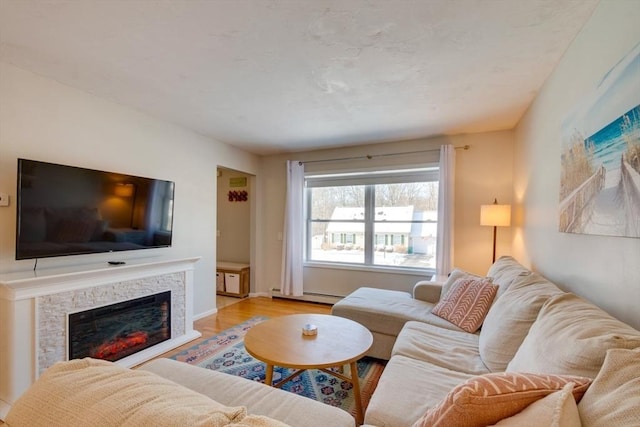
[16,159,175,260]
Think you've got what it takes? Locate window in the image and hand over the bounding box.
[305,167,439,270]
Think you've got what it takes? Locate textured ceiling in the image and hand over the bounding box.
[0,0,599,155]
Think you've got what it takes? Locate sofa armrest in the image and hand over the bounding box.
[413,281,442,303]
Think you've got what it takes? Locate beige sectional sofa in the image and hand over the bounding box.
[333,256,640,426]
[4,256,639,427]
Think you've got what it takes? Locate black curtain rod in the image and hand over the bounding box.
[298,145,470,166]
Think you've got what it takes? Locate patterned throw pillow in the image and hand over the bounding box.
[432,278,498,333]
[439,268,489,299]
[412,372,592,427]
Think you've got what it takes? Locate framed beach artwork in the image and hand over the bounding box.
[559,42,640,238]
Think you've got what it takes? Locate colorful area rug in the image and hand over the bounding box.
[170,316,385,417]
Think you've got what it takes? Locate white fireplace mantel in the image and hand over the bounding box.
[0,256,202,420]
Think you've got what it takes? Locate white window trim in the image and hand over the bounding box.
[303,260,434,276]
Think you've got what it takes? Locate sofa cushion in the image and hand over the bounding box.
[412,372,591,427]
[507,293,640,378]
[331,287,439,337]
[365,355,474,427]
[479,273,563,372]
[486,256,534,299]
[140,358,356,427]
[577,348,640,426]
[412,312,466,332]
[393,321,490,375]
[491,383,581,427]
[432,278,497,333]
[5,358,289,427]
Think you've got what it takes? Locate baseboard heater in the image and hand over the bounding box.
[271,289,344,305]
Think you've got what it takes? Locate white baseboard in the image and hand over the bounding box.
[249,292,270,298]
[270,289,342,305]
[193,307,217,320]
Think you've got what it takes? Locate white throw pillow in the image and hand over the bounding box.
[490,383,581,427]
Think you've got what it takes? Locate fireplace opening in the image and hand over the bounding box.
[68,291,171,362]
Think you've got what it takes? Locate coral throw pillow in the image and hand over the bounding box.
[432,278,498,333]
[412,372,592,427]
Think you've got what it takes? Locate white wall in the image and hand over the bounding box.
[0,62,260,317]
[513,0,640,329]
[452,131,514,274]
[258,132,514,298]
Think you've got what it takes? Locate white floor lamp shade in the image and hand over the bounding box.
[480,199,511,263]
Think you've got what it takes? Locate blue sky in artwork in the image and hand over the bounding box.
[586,105,640,171]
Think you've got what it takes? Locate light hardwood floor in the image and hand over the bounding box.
[156,297,333,360]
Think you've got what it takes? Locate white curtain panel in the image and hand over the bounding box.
[280,160,305,296]
[436,144,455,276]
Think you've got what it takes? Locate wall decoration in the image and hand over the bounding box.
[229,177,247,187]
[559,42,640,238]
[228,190,248,202]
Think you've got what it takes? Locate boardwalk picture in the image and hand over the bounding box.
[560,43,640,238]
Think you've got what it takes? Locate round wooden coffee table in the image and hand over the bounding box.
[244,314,373,424]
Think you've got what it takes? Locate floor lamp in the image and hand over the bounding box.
[480,199,511,263]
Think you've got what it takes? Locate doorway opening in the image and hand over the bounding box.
[216,167,254,307]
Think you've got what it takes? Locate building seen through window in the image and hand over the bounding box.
[305,168,438,270]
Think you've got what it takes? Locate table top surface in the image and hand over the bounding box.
[216,261,250,270]
[244,314,373,369]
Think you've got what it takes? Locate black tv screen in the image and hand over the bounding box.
[16,159,175,260]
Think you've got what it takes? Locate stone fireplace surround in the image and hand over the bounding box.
[0,256,201,419]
